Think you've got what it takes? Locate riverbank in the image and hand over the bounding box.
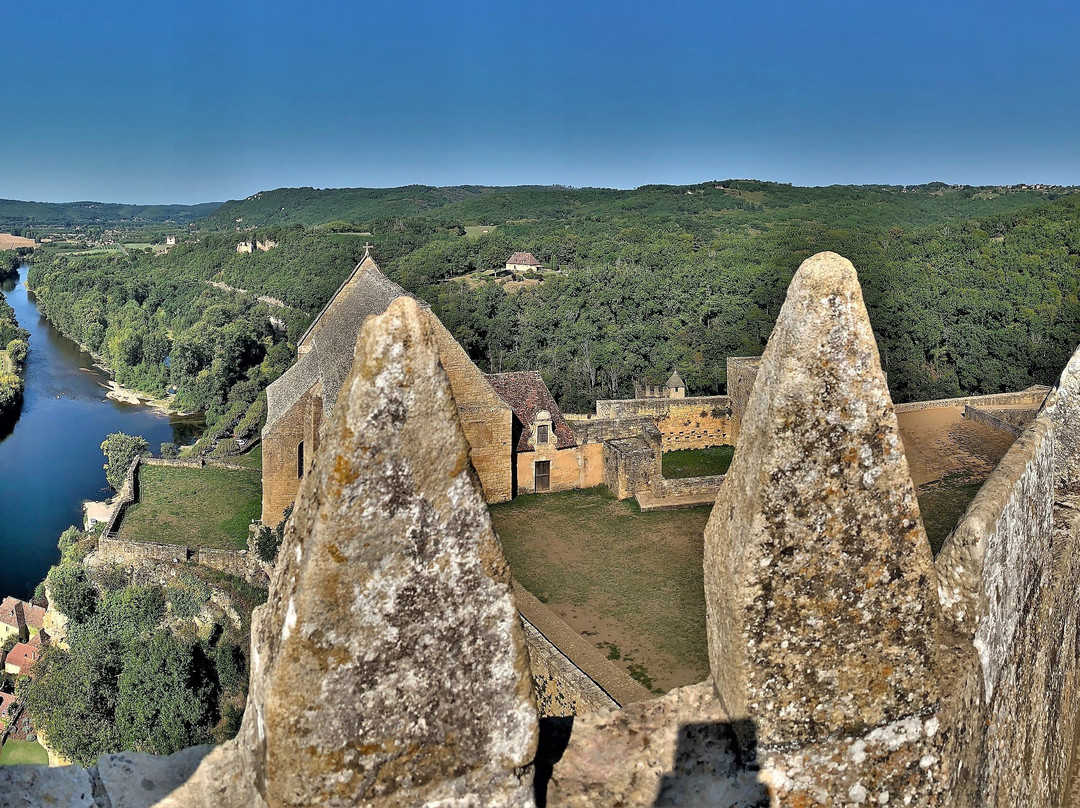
[101,378,197,417]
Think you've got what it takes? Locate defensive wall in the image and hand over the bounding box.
[99,455,265,585]
[963,404,1024,438]
[513,583,652,717]
[592,395,733,450]
[893,385,1051,412]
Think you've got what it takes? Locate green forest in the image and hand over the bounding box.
[0,199,219,234]
[20,180,1080,437]
[21,526,261,765]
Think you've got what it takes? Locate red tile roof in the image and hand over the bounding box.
[0,691,15,718]
[0,597,20,629]
[6,642,39,675]
[506,251,541,267]
[487,371,576,451]
[21,603,46,631]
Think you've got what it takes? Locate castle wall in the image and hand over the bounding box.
[261,385,322,526]
[725,357,761,444]
[593,396,732,450]
[963,404,1023,438]
[652,473,725,499]
[935,391,1080,806]
[894,386,1050,413]
[427,315,514,503]
[603,435,660,500]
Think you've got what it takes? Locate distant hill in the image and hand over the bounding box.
[198,180,1078,232]
[0,199,220,232]
[198,185,510,229]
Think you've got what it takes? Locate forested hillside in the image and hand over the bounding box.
[198,185,502,229]
[0,198,219,233]
[23,181,1080,433]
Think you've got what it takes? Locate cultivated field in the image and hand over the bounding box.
[118,465,260,550]
[491,487,711,692]
[0,234,34,250]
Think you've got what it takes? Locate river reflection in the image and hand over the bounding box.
[0,268,202,599]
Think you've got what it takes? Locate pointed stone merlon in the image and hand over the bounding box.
[229,296,538,807]
[705,252,941,748]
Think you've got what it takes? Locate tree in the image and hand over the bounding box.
[100,432,149,491]
[46,564,97,623]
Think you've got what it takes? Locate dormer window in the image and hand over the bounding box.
[534,409,553,447]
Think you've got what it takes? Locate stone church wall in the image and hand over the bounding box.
[261,386,323,527]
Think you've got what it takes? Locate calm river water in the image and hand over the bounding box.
[0,268,201,600]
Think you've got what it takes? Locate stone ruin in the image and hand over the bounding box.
[4,251,1080,806]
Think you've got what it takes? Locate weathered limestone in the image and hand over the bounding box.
[705,252,941,747]
[546,682,767,807]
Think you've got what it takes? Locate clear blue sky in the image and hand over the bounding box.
[2,0,1078,204]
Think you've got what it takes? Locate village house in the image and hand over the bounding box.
[504,251,543,273]
[4,642,38,677]
[0,597,44,644]
[165,235,177,246]
[236,240,254,254]
[0,691,15,727]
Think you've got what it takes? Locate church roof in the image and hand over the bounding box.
[666,369,685,389]
[266,253,421,432]
[486,371,576,451]
[506,251,541,267]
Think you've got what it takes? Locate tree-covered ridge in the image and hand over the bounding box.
[20,526,261,765]
[197,179,1072,230]
[23,183,1080,424]
[197,184,505,229]
[25,252,292,441]
[0,198,220,232]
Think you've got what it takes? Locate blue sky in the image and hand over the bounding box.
[2,0,1078,203]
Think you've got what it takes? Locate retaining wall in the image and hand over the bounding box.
[513,583,652,717]
[593,396,732,450]
[963,405,1023,438]
[894,386,1050,413]
[652,474,725,499]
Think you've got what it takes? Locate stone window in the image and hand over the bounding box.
[297,441,305,479]
[537,424,549,444]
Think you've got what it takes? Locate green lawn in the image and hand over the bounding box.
[916,475,984,556]
[231,443,263,470]
[464,225,497,238]
[661,445,735,479]
[490,487,711,692]
[0,740,48,765]
[119,465,261,550]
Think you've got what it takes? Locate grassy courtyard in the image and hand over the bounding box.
[0,740,48,765]
[118,465,261,550]
[490,487,710,693]
[661,445,735,478]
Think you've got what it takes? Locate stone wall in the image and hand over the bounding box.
[98,536,190,565]
[893,386,1050,412]
[514,584,651,718]
[261,384,323,527]
[725,356,761,444]
[566,414,654,444]
[428,314,515,504]
[651,473,725,499]
[594,396,732,450]
[603,429,661,500]
[963,404,1023,438]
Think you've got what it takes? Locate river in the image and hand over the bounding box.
[0,267,202,600]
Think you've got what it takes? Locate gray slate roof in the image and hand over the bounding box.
[266,255,423,432]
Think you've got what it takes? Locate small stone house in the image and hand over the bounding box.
[236,241,254,254]
[505,252,543,273]
[487,372,603,495]
[4,642,38,676]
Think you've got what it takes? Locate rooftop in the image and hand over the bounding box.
[506,251,541,267]
[6,642,38,674]
[486,371,576,450]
